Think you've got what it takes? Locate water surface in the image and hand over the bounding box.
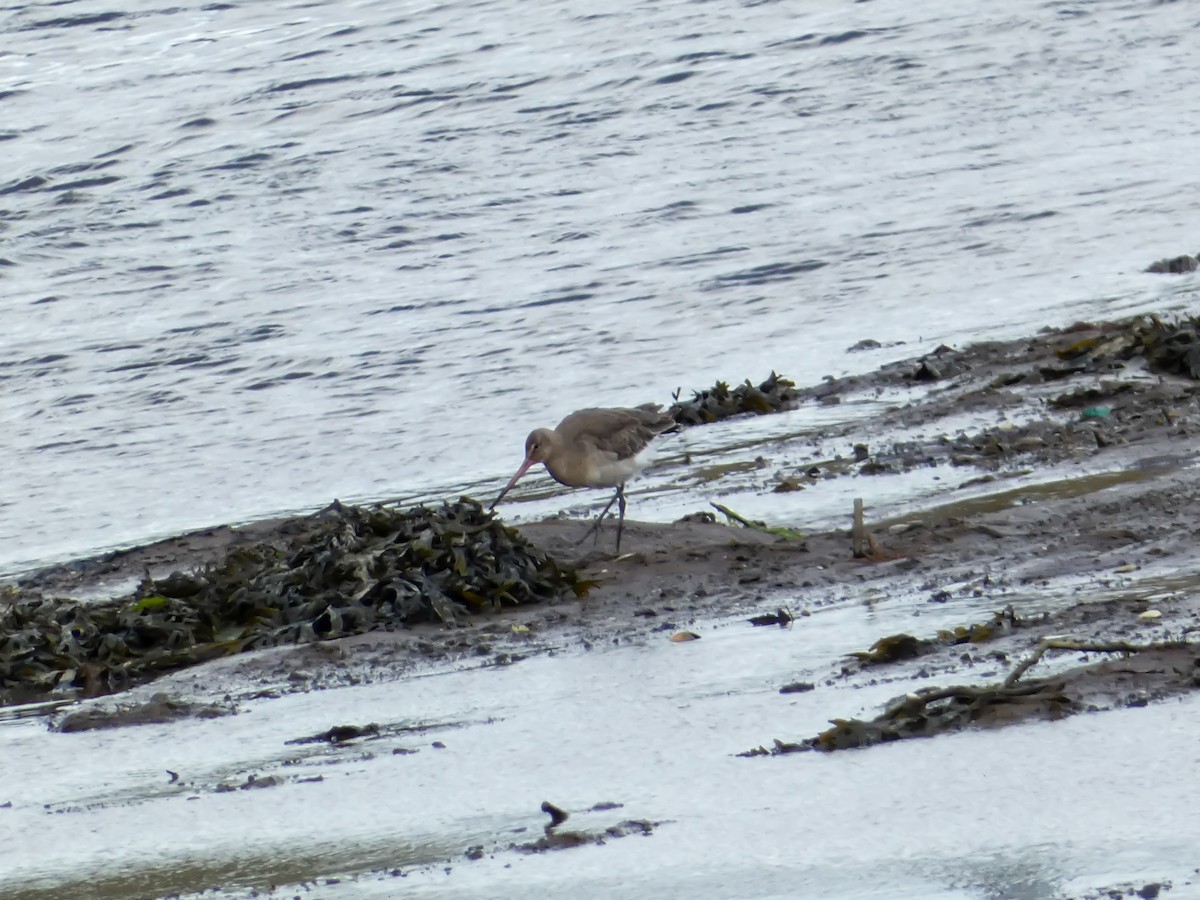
[2,0,1199,573]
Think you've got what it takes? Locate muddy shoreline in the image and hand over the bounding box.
[7,313,1200,748]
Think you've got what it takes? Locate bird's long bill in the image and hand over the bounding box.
[490,457,535,510]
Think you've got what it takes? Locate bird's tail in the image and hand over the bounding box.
[635,402,680,435]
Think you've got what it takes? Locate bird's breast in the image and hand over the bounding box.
[543,449,641,488]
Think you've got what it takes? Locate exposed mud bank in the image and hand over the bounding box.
[6,313,1200,751]
[6,315,1200,900]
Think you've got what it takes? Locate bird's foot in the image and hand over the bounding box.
[575,514,609,547]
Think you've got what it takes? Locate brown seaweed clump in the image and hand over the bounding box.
[0,499,576,701]
[742,639,1200,757]
[669,372,797,426]
[842,607,1027,672]
[739,680,1076,757]
[1051,314,1200,380]
[1145,254,1198,275]
[1132,314,1200,379]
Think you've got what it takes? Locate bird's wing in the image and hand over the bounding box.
[556,406,674,461]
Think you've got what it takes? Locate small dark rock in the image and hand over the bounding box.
[541,800,570,828]
[155,571,204,598]
[1146,255,1197,275]
[779,681,815,694]
[847,338,882,352]
[912,360,941,381]
[748,608,794,627]
[773,478,806,493]
[286,723,379,745]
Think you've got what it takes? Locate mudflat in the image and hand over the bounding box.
[7,313,1198,752]
[5,314,1199,900]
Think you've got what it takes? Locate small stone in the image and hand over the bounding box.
[779,681,815,694]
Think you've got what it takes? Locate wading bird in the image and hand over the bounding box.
[490,403,675,553]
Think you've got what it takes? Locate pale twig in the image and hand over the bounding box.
[1003,637,1186,688]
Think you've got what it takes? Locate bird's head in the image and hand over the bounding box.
[524,428,556,464]
[490,427,557,511]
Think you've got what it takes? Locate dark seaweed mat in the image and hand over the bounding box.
[1043,314,1200,381]
[0,499,575,698]
[669,371,797,426]
[904,313,1200,388]
[738,677,1076,757]
[1145,253,1198,275]
[1133,314,1200,379]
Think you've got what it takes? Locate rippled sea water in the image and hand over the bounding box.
[2,0,1199,572]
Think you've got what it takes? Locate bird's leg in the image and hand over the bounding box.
[615,484,627,554]
[576,489,620,547]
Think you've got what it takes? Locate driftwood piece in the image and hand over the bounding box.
[1003,637,1188,687]
[852,498,866,558]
